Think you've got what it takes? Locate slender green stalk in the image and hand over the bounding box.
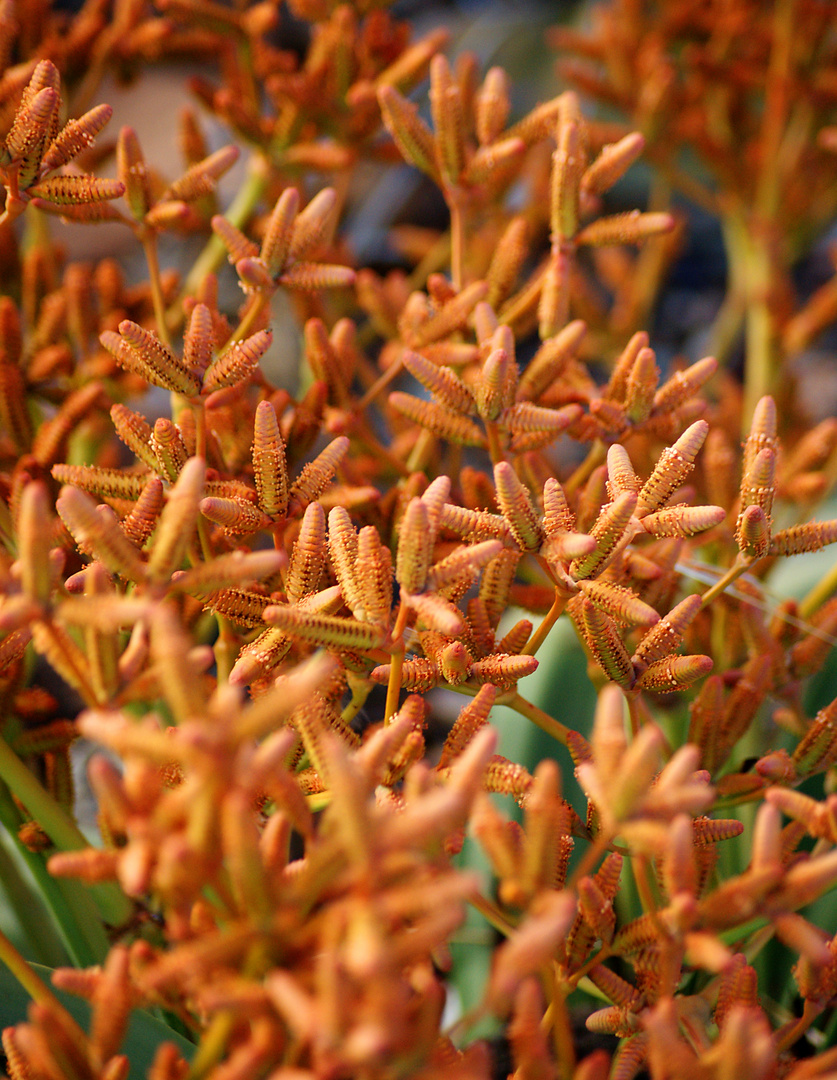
[0,923,87,1042]
[699,554,754,607]
[172,156,271,331]
[523,588,568,657]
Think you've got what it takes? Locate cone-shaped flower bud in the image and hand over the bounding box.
[494,462,543,551]
[570,490,637,580]
[633,654,713,693]
[577,579,660,627]
[252,400,288,517]
[56,487,147,584]
[263,605,387,650]
[576,210,674,247]
[636,420,708,517]
[403,348,475,414]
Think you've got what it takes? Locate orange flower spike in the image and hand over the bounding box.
[50,465,149,503]
[285,502,327,604]
[327,506,362,613]
[738,446,776,525]
[116,126,151,221]
[742,395,778,479]
[581,131,646,199]
[792,697,837,777]
[56,487,147,584]
[287,435,349,515]
[396,497,432,594]
[550,91,583,245]
[542,477,577,543]
[182,302,214,381]
[3,87,59,187]
[439,503,513,544]
[769,519,837,556]
[570,489,637,580]
[579,599,634,689]
[105,321,200,397]
[40,103,113,176]
[151,418,188,482]
[287,187,337,264]
[577,210,675,247]
[426,538,503,593]
[263,605,387,651]
[538,247,571,341]
[17,481,55,606]
[259,186,299,278]
[429,54,466,187]
[517,319,586,402]
[305,318,348,405]
[624,346,659,423]
[403,348,476,415]
[475,346,510,422]
[199,497,270,535]
[32,381,104,469]
[605,331,650,401]
[578,874,616,944]
[486,215,529,310]
[252,400,288,518]
[148,457,206,583]
[652,355,717,414]
[577,579,660,628]
[735,504,771,560]
[390,391,486,446]
[439,682,496,767]
[211,214,259,264]
[0,362,31,452]
[479,548,521,627]
[520,758,571,895]
[632,593,702,672]
[469,653,538,688]
[406,280,488,349]
[174,550,286,598]
[202,328,272,394]
[28,174,124,207]
[606,443,641,498]
[494,462,543,552]
[640,504,726,539]
[110,404,157,471]
[371,656,439,691]
[475,66,510,146]
[377,84,440,182]
[635,419,709,518]
[163,144,239,204]
[496,617,533,655]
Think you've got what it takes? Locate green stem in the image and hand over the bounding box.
[172,156,271,333]
[385,603,410,723]
[722,210,776,434]
[699,555,753,607]
[448,188,466,292]
[141,229,171,349]
[523,588,568,657]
